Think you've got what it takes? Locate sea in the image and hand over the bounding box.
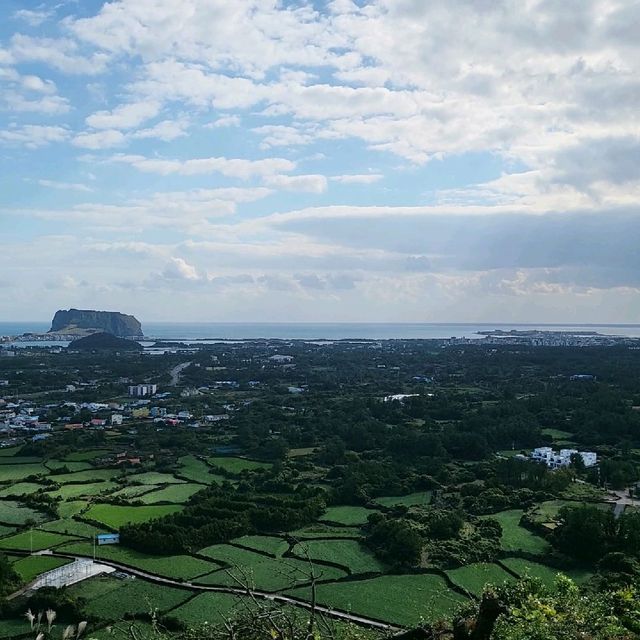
[2,321,640,345]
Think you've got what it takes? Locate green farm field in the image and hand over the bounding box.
[138,483,202,504]
[232,535,290,557]
[289,573,469,627]
[0,529,73,551]
[292,539,385,575]
[58,541,219,579]
[11,555,72,582]
[481,510,551,555]
[374,491,432,508]
[82,503,182,528]
[0,500,49,525]
[197,544,347,590]
[207,457,272,475]
[320,506,379,526]
[446,562,515,596]
[500,557,593,586]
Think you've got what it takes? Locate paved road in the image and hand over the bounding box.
[610,489,640,518]
[10,551,400,632]
[169,361,191,386]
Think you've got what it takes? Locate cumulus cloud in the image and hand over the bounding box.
[263,174,328,193]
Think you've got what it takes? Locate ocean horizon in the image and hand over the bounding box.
[3,321,640,342]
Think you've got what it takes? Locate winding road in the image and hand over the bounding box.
[9,550,401,633]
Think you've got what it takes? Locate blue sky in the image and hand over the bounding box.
[1,0,639,322]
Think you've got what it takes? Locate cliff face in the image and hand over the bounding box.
[49,309,143,337]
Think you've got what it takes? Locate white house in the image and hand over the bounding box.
[531,446,597,469]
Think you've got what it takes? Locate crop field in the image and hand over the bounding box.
[12,554,72,582]
[292,540,385,575]
[138,483,202,504]
[0,500,48,525]
[232,535,289,557]
[446,562,516,596]
[82,578,193,620]
[374,491,432,509]
[127,471,186,485]
[178,455,220,484]
[481,510,551,555]
[59,541,219,579]
[0,463,48,482]
[57,501,87,518]
[110,484,159,499]
[83,503,182,528]
[47,481,119,499]
[64,450,111,461]
[0,619,28,638]
[290,525,362,539]
[0,456,42,465]
[39,517,102,538]
[500,557,593,586]
[47,460,93,472]
[207,457,272,474]
[197,544,347,590]
[0,448,20,457]
[52,469,121,484]
[172,592,243,625]
[0,482,44,497]
[0,525,16,538]
[0,529,73,551]
[319,506,379,526]
[289,573,469,627]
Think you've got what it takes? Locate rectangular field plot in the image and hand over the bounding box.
[197,544,347,591]
[0,500,49,525]
[501,557,593,587]
[289,525,362,539]
[110,484,159,499]
[47,481,119,499]
[480,510,551,555]
[288,573,469,627]
[0,456,42,465]
[81,578,193,620]
[0,525,16,538]
[57,501,87,518]
[172,592,243,626]
[374,491,432,509]
[12,555,72,582]
[47,460,93,472]
[83,503,181,528]
[0,530,73,551]
[178,455,222,484]
[51,469,122,484]
[446,563,516,596]
[319,506,379,526]
[291,540,385,575]
[39,518,102,538]
[207,457,272,475]
[59,541,219,580]
[126,471,186,485]
[138,483,202,504]
[0,482,44,498]
[231,535,290,557]
[0,464,48,482]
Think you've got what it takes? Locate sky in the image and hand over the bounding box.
[1,0,639,323]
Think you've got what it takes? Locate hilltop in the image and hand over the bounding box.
[49,308,143,338]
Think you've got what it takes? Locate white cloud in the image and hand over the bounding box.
[263,174,328,193]
[38,180,93,193]
[0,125,70,148]
[162,257,200,281]
[13,9,54,27]
[207,115,241,128]
[72,130,127,150]
[132,119,189,141]
[9,34,110,75]
[86,101,161,130]
[110,153,296,179]
[4,91,70,114]
[331,174,384,185]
